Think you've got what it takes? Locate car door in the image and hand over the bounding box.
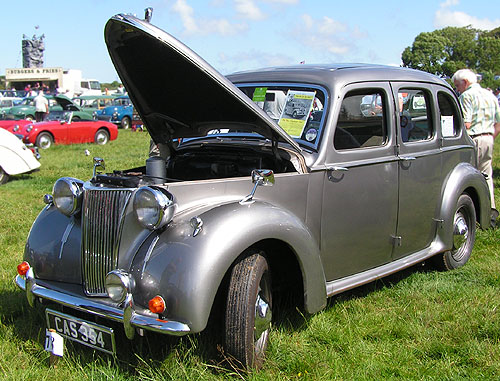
[320,83,399,281]
[391,84,442,259]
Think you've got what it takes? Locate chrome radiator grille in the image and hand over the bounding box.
[82,188,132,296]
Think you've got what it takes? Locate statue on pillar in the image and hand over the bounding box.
[22,33,45,68]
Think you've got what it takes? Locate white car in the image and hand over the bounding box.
[0,128,41,184]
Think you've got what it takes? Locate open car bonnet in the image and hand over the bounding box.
[104,13,301,152]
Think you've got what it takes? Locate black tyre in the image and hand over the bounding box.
[225,250,272,369]
[72,116,80,122]
[121,116,131,129]
[94,129,109,145]
[36,132,53,149]
[434,194,476,270]
[0,166,9,185]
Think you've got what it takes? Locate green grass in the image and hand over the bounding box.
[0,130,499,380]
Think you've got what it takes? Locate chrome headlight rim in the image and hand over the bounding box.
[105,269,135,303]
[133,186,176,230]
[52,177,84,217]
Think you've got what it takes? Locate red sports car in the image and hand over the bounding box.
[0,118,32,134]
[15,111,118,149]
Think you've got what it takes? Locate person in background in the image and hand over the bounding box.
[34,89,49,122]
[452,69,500,227]
[494,87,500,106]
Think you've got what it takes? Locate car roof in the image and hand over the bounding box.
[227,64,449,88]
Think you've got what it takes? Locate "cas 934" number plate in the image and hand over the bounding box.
[45,308,116,354]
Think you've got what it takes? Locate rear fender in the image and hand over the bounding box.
[437,162,490,248]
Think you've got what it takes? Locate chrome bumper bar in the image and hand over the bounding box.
[15,272,190,337]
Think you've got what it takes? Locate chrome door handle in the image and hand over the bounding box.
[327,166,349,172]
[399,156,416,162]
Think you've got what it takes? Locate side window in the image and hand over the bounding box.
[398,89,433,142]
[437,91,460,137]
[334,90,388,150]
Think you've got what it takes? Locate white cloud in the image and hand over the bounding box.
[434,0,500,30]
[218,50,293,72]
[235,0,266,20]
[171,0,247,36]
[294,14,356,56]
[172,0,198,34]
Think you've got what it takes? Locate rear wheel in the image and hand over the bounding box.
[225,250,272,369]
[94,129,109,145]
[36,132,53,149]
[0,166,9,185]
[433,194,476,270]
[26,115,34,121]
[121,116,131,129]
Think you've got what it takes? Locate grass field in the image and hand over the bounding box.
[0,130,499,380]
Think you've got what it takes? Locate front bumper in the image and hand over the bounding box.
[15,271,190,337]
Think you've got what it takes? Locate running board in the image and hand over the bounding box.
[325,241,446,297]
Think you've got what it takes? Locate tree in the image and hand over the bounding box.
[402,25,500,79]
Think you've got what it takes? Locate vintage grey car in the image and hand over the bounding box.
[15,12,491,369]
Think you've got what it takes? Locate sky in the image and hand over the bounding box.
[1,0,499,83]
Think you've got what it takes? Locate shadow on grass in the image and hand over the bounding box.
[0,259,438,377]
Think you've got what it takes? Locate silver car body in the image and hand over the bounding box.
[16,13,490,344]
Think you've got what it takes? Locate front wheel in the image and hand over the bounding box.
[121,116,131,129]
[433,194,476,270]
[36,132,53,149]
[225,250,272,369]
[94,129,109,145]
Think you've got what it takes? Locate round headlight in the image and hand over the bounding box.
[133,187,176,230]
[26,125,33,133]
[52,177,84,216]
[105,270,134,303]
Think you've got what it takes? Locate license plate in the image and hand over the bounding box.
[46,309,116,355]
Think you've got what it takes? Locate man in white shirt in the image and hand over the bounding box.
[34,90,49,122]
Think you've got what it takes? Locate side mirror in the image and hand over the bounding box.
[240,169,274,204]
[251,169,275,187]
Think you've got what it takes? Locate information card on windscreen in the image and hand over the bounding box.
[278,90,316,138]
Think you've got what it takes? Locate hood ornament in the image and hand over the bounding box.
[93,157,106,178]
[144,7,153,22]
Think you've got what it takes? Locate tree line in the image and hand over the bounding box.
[402,26,500,89]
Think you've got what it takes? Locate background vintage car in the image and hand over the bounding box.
[95,95,133,128]
[15,13,491,370]
[20,110,118,149]
[6,94,94,121]
[0,128,40,184]
[72,94,118,115]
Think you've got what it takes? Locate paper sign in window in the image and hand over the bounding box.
[278,90,315,138]
[441,116,454,137]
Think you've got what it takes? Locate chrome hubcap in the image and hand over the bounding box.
[39,135,51,148]
[254,280,272,353]
[96,133,107,144]
[452,211,468,260]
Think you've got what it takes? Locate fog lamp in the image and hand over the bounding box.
[149,295,166,314]
[52,177,84,216]
[17,261,30,276]
[105,270,134,303]
[133,187,176,230]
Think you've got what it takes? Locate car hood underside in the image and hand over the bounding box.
[104,13,301,152]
